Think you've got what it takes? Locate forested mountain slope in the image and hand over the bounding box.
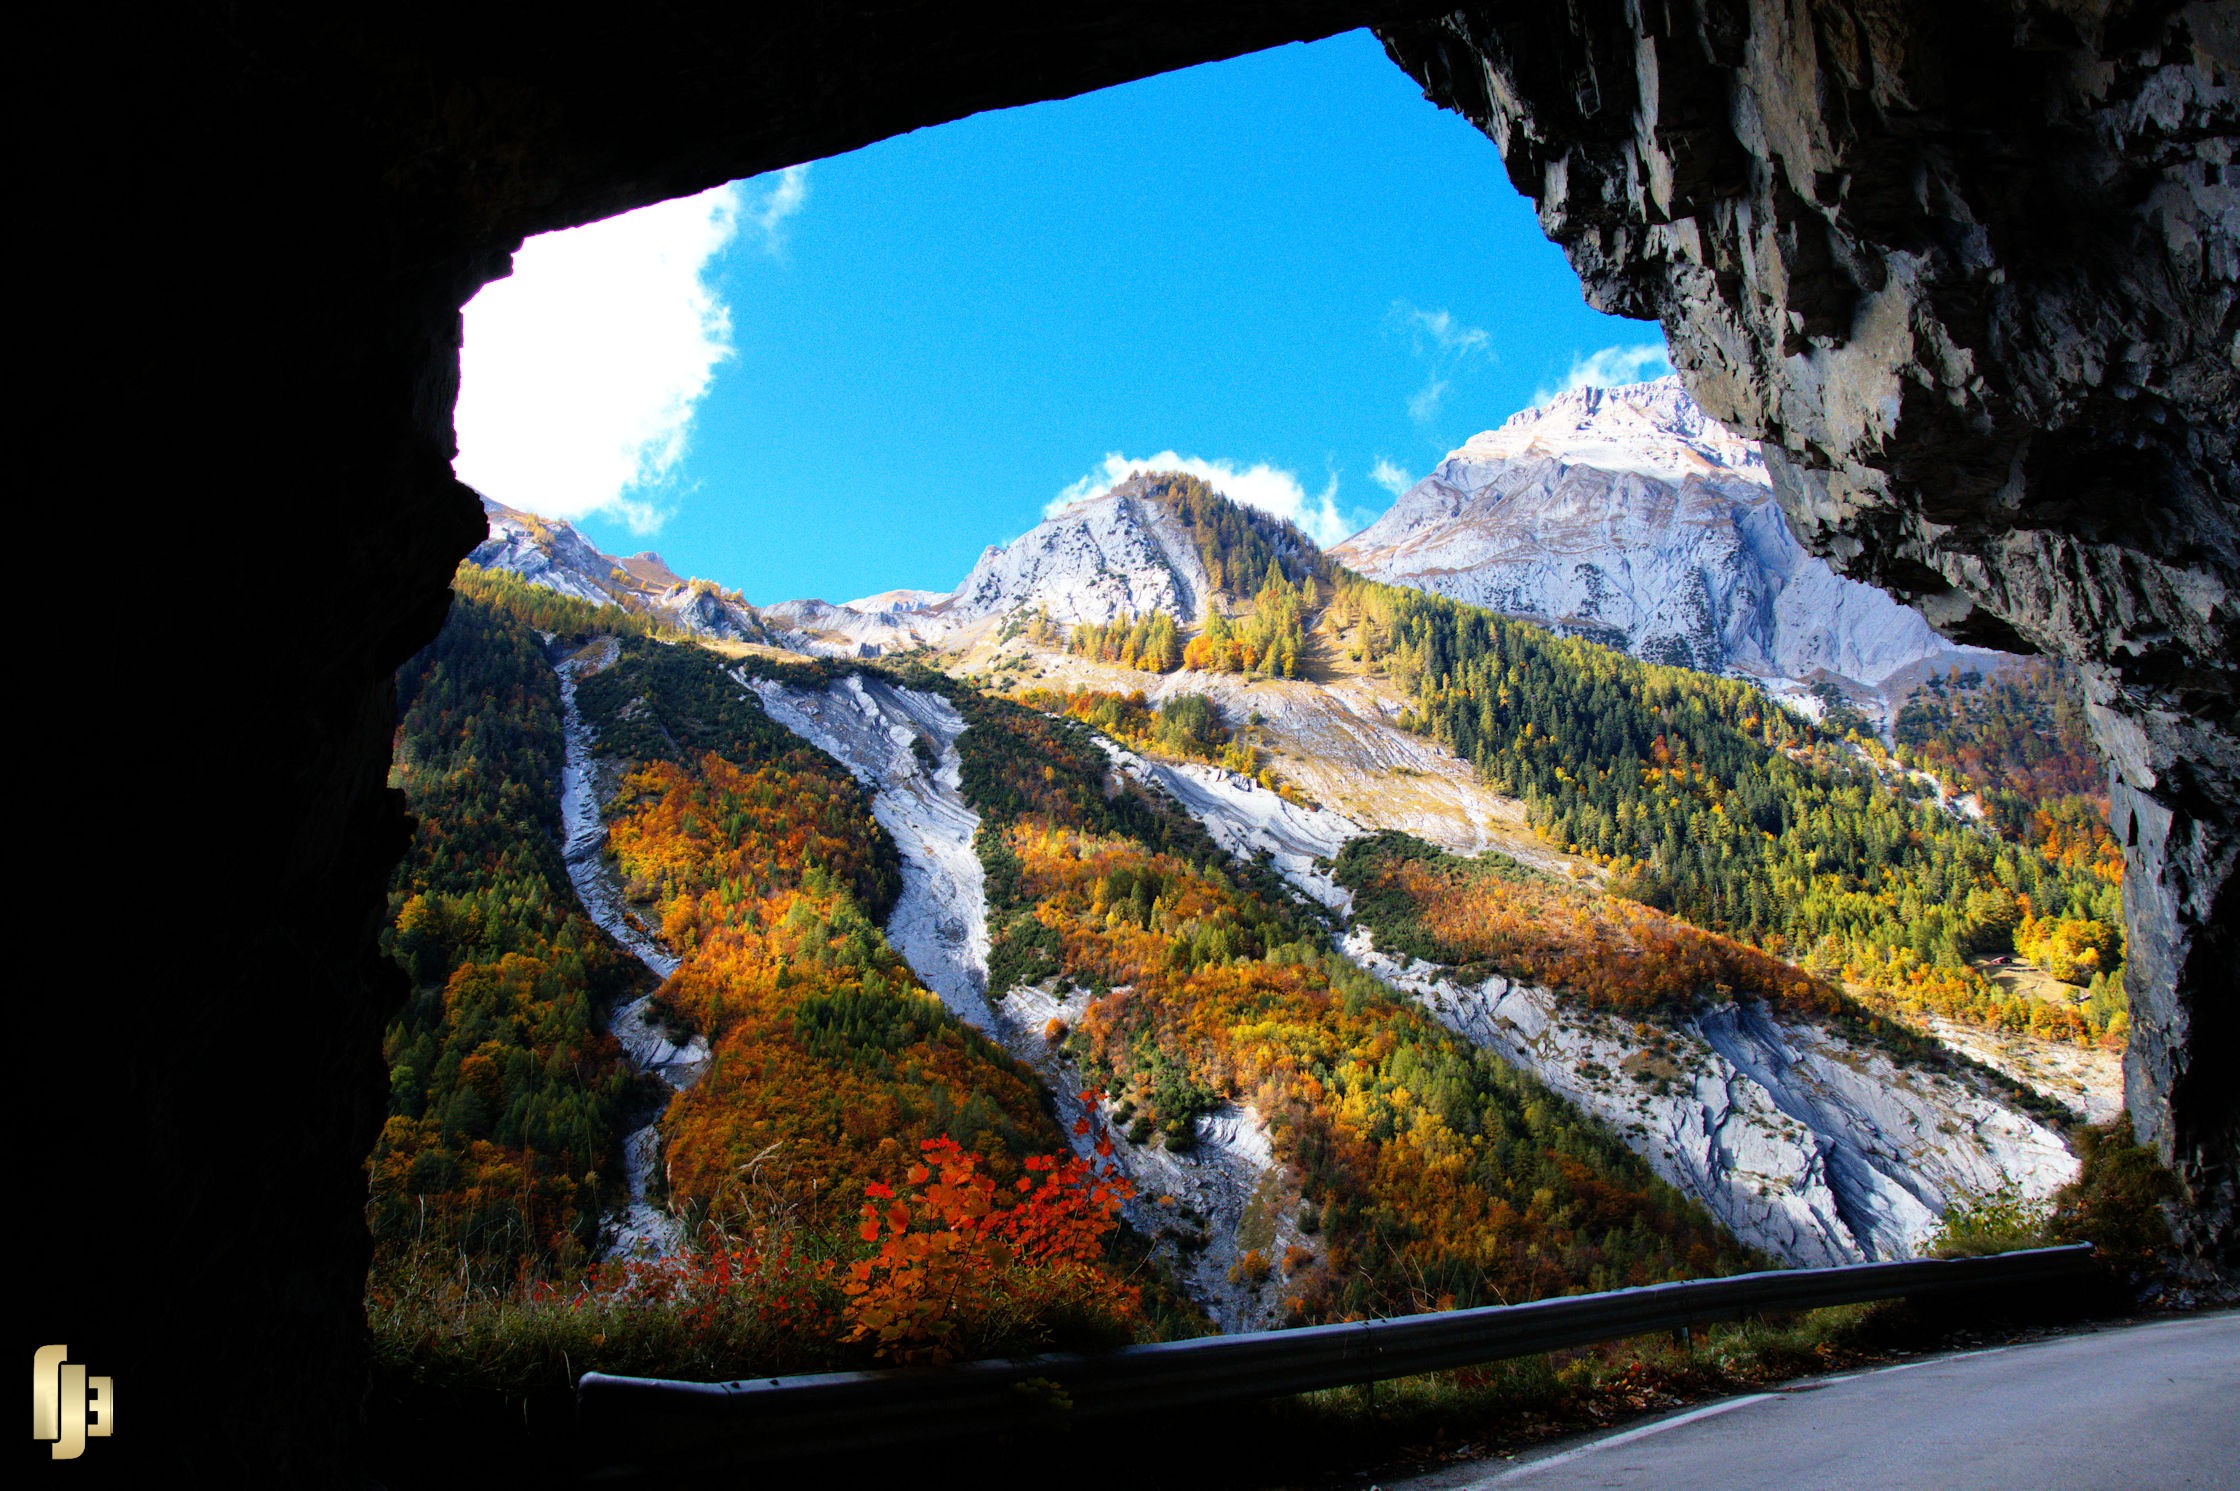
[943,681,1752,1314]
[1337,577,2123,1043]
[372,569,1765,1375]
[372,576,1148,1374]
[374,588,646,1270]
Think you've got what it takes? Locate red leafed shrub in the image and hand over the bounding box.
[844,1105,1137,1364]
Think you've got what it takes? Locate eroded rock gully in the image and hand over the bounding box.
[25,0,2230,1479]
[1377,0,2237,1253]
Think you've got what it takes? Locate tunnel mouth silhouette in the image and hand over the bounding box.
[19,2,2232,1482]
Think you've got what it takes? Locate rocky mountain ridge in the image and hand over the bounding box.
[470,496,767,643]
[1335,379,1998,719]
[765,473,1277,656]
[464,475,1270,660]
[472,379,2014,732]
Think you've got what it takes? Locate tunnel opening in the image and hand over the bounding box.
[21,2,2231,1484]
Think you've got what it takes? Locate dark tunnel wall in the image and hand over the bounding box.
[17,2,2230,1481]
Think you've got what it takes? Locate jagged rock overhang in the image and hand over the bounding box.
[1375,0,2237,1259]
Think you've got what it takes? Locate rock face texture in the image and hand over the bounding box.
[26,0,2231,1480]
[1377,0,2237,1253]
[946,478,1219,628]
[1336,377,1994,713]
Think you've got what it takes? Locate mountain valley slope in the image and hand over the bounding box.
[420,389,2126,1307]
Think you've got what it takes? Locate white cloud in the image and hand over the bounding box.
[452,180,746,532]
[1533,342,1673,404]
[1050,451,1364,549]
[744,165,810,253]
[1389,301,1492,425]
[1369,458,1416,498]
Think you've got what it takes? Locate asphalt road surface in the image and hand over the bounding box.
[1396,1312,2239,1491]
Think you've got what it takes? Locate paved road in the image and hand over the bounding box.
[1396,1312,2239,1491]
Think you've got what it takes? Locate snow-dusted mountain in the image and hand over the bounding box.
[766,472,1310,655]
[1334,379,1989,709]
[469,496,766,643]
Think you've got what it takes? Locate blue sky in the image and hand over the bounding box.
[453,29,1670,606]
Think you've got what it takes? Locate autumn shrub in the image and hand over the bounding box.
[2049,1121,2177,1277]
[371,1123,1141,1394]
[366,1229,852,1393]
[844,1134,1138,1364]
[1923,1183,2054,1258]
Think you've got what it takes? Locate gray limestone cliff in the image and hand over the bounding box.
[1335,377,1999,718]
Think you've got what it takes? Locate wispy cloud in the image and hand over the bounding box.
[1533,342,1673,404]
[452,181,746,533]
[1369,457,1416,498]
[744,165,810,254]
[1050,452,1368,549]
[1406,378,1449,425]
[1398,304,1490,357]
[1389,301,1492,426]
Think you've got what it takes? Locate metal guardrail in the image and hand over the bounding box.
[577,1244,2094,1469]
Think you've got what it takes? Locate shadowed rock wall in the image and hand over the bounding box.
[18,1,2229,1483]
[1377,0,2237,1255]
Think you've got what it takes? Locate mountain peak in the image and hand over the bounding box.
[1336,380,1977,706]
[1454,375,1765,486]
[943,472,1214,628]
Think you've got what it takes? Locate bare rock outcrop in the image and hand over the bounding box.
[1377,0,2237,1255]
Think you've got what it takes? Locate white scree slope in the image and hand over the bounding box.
[556,641,708,1259]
